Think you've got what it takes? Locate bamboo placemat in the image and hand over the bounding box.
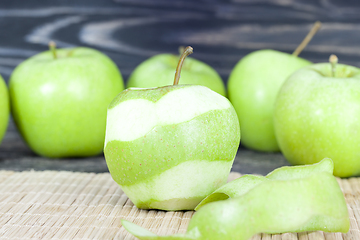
[0,170,359,240]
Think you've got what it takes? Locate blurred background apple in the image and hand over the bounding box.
[9,44,124,158]
[228,50,311,152]
[227,22,321,152]
[127,53,226,96]
[0,75,9,144]
[274,57,360,177]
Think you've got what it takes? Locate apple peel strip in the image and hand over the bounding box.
[122,159,349,240]
[195,158,334,209]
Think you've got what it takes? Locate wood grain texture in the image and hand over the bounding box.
[0,0,357,173]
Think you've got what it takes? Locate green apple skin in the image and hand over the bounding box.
[9,47,124,158]
[0,75,9,143]
[127,54,226,97]
[228,50,311,152]
[104,85,240,210]
[274,63,360,177]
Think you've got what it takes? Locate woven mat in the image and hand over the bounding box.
[0,171,359,240]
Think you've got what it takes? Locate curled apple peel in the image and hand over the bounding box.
[195,158,333,210]
[122,159,349,240]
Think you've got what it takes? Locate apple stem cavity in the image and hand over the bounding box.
[173,46,193,85]
[49,41,57,59]
[329,54,338,77]
[292,21,322,57]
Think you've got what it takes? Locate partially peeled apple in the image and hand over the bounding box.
[104,47,240,210]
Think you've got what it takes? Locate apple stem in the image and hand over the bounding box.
[173,46,193,85]
[329,54,338,77]
[49,41,57,59]
[292,21,322,57]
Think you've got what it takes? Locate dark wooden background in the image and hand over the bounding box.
[0,0,358,174]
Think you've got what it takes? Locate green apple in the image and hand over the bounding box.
[274,55,360,177]
[228,50,311,152]
[9,42,124,158]
[0,75,9,143]
[227,22,322,152]
[104,47,240,211]
[127,52,226,97]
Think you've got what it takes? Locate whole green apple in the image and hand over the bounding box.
[9,43,124,158]
[227,21,321,152]
[274,56,360,177]
[0,75,9,143]
[127,53,226,96]
[104,47,240,210]
[228,49,311,151]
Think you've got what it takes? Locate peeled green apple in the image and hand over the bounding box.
[228,22,321,152]
[127,53,226,96]
[9,43,124,158]
[104,47,240,210]
[274,55,360,177]
[0,75,9,143]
